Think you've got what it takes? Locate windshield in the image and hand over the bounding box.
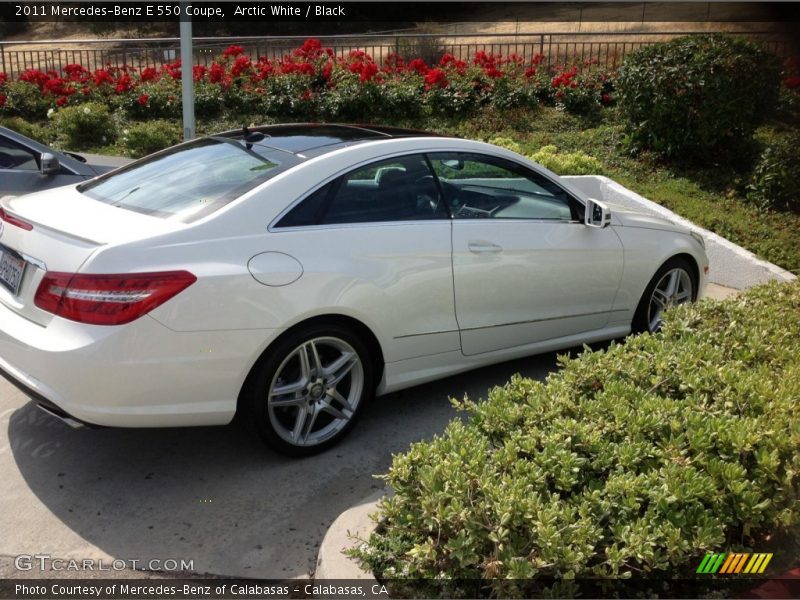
[79,138,301,222]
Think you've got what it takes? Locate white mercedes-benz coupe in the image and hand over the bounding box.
[0,124,708,455]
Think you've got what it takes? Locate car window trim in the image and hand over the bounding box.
[268,147,589,232]
[427,151,582,222]
[271,151,446,229]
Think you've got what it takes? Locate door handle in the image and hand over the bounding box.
[468,240,503,254]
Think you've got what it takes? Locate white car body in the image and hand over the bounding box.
[0,126,708,441]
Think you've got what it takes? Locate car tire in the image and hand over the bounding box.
[632,257,697,334]
[241,322,374,457]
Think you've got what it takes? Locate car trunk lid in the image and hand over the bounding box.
[0,186,184,326]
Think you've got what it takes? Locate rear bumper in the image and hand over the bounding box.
[0,360,95,428]
[0,300,277,428]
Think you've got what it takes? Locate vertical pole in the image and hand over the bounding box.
[179,3,195,141]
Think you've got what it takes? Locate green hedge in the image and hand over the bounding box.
[355,280,800,593]
[617,34,781,160]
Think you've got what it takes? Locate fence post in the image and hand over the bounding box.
[1,44,5,75]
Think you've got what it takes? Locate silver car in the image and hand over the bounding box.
[0,126,131,196]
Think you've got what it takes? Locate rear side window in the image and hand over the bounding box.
[276,154,448,227]
[80,138,301,223]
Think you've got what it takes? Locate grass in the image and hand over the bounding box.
[3,106,799,274]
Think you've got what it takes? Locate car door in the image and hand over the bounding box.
[269,153,458,362]
[428,152,624,356]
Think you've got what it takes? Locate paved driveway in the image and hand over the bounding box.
[0,351,565,579]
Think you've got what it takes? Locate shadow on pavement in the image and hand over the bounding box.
[5,348,590,578]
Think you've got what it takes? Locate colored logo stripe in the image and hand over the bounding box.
[697,553,774,575]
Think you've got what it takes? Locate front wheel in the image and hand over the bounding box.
[632,258,696,333]
[242,323,374,456]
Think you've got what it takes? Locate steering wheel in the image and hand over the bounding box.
[414,175,443,214]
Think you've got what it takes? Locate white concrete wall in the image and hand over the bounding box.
[564,175,797,290]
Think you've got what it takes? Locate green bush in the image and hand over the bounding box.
[355,280,800,592]
[747,133,800,213]
[0,116,50,144]
[52,102,117,149]
[121,120,182,158]
[529,145,604,175]
[617,34,781,160]
[1,81,52,119]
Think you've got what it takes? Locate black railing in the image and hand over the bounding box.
[0,31,795,76]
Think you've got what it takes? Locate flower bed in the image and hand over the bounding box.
[0,39,615,121]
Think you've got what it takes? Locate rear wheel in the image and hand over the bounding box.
[242,323,374,456]
[633,258,696,333]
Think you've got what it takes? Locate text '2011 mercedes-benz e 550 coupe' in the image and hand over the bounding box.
[0,124,708,455]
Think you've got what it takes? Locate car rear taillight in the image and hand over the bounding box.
[0,208,34,231]
[34,271,196,325]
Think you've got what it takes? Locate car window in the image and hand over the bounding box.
[79,138,301,223]
[428,152,577,221]
[0,136,39,171]
[276,154,448,227]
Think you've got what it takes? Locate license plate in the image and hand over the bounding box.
[0,249,26,296]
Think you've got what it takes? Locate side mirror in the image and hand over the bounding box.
[585,197,611,228]
[40,153,61,175]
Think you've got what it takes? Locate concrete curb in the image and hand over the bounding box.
[563,175,797,290]
[314,490,383,581]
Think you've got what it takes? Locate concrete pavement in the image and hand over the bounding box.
[0,350,564,579]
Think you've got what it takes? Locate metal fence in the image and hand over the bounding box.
[0,31,795,76]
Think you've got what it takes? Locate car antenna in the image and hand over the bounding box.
[242,126,265,150]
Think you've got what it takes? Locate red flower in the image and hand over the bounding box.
[300,89,313,101]
[56,96,67,106]
[524,67,537,78]
[294,38,325,59]
[359,62,378,83]
[193,65,207,82]
[484,66,504,78]
[0,72,7,86]
[114,74,133,93]
[473,50,500,68]
[439,53,467,73]
[139,67,158,82]
[601,93,611,104]
[407,58,428,75]
[383,52,405,73]
[322,61,333,81]
[0,94,6,107]
[298,62,315,76]
[424,68,448,89]
[137,93,149,106]
[784,76,800,89]
[19,69,49,89]
[531,53,545,66]
[81,86,91,95]
[223,45,245,59]
[93,69,115,87]
[63,63,88,81]
[231,56,253,77]
[556,90,563,99]
[209,63,226,83]
[163,59,182,80]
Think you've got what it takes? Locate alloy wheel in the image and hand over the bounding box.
[647,268,694,332]
[267,336,364,447]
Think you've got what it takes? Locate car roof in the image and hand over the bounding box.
[213,123,445,156]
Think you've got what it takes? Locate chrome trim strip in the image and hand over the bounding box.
[459,308,630,333]
[394,329,459,340]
